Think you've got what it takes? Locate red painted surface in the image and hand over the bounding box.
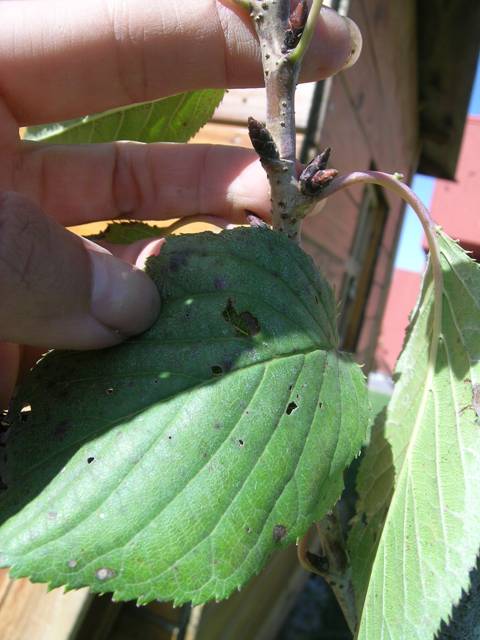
[430,116,480,257]
[375,269,422,374]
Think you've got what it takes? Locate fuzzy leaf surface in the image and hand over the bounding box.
[90,221,167,244]
[24,90,224,144]
[0,228,368,605]
[349,232,480,639]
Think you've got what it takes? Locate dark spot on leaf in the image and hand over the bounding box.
[214,276,227,290]
[286,401,298,415]
[288,384,294,391]
[87,457,95,464]
[314,295,319,304]
[222,298,260,337]
[105,387,114,395]
[319,402,323,409]
[211,365,223,376]
[168,251,189,272]
[273,524,287,543]
[168,435,172,440]
[213,423,222,430]
[238,439,245,447]
[95,567,116,581]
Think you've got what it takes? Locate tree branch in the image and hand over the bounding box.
[246,0,333,242]
[298,511,358,634]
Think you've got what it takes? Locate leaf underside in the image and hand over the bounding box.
[0,228,368,605]
[24,89,225,144]
[350,231,480,639]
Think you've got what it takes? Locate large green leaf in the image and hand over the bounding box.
[24,90,224,144]
[0,228,368,605]
[349,231,480,639]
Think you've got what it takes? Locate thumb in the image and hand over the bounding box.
[0,192,160,349]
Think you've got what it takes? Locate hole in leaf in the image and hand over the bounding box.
[19,404,32,421]
[286,401,298,415]
[0,411,9,430]
[222,298,260,337]
[87,457,95,464]
[319,401,323,409]
[238,439,245,447]
[105,388,114,395]
[211,365,223,376]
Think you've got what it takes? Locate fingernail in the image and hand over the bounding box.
[340,16,362,70]
[89,250,160,336]
[135,238,165,271]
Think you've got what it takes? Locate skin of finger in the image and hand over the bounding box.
[0,0,355,124]
[0,235,163,409]
[9,143,272,227]
[0,191,153,349]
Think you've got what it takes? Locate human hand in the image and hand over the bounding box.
[0,0,361,408]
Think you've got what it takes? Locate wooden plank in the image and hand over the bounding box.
[191,122,305,156]
[0,571,91,640]
[351,0,417,169]
[191,123,252,148]
[302,189,359,281]
[213,83,316,130]
[194,546,308,640]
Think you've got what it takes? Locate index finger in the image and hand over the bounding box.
[0,0,359,126]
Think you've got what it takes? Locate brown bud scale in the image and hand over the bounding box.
[247,117,280,162]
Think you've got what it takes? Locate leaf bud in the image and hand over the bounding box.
[247,117,280,163]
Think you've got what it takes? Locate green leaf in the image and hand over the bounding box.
[349,231,480,639]
[0,228,368,605]
[24,90,224,144]
[90,221,167,245]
